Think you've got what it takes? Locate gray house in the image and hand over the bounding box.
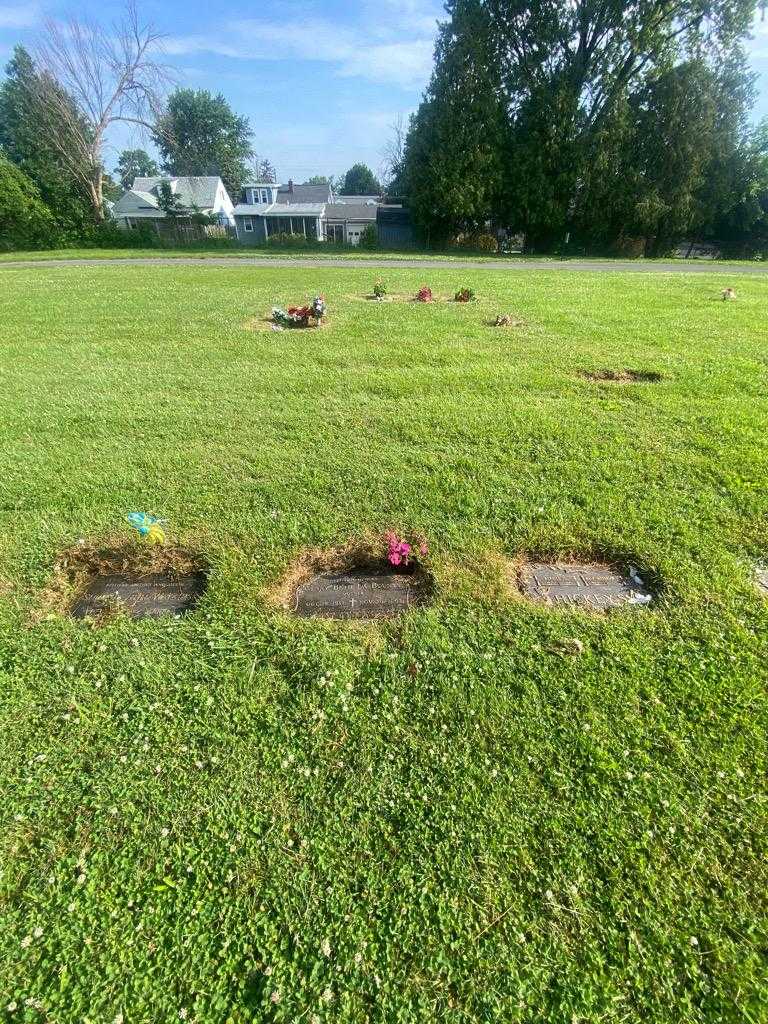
[233,180,378,245]
[323,203,377,244]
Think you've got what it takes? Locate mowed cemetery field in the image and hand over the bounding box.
[1,264,767,1023]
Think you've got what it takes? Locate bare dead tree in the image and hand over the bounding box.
[29,1,169,219]
[381,113,407,194]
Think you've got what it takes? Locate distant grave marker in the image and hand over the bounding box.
[293,566,430,619]
[580,369,662,383]
[519,562,652,611]
[71,570,206,620]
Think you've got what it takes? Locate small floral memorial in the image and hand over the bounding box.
[271,295,326,328]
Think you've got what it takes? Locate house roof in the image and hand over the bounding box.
[233,203,325,216]
[325,203,377,222]
[131,176,223,210]
[130,190,160,208]
[111,188,161,215]
[275,183,333,204]
[334,195,380,205]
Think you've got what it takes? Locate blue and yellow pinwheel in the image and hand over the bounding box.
[127,512,166,545]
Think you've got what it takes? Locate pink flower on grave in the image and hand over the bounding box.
[384,532,427,567]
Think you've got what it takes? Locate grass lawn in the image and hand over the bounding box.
[0,247,514,264]
[0,246,764,266]
[1,265,766,1023]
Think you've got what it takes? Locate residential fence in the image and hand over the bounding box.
[155,223,237,246]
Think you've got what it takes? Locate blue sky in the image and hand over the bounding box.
[1,0,768,185]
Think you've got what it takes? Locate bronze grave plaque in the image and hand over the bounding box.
[294,567,429,619]
[519,562,652,611]
[71,571,206,619]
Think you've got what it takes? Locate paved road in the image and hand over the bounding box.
[0,256,764,274]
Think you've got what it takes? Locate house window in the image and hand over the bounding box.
[243,217,253,232]
[260,189,269,203]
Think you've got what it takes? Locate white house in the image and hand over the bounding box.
[112,176,235,229]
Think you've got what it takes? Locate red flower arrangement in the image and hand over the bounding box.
[415,285,433,302]
[272,295,326,328]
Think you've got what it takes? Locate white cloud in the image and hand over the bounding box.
[162,4,438,89]
[0,4,37,29]
[337,40,435,85]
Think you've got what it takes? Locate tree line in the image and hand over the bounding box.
[393,0,768,255]
[0,1,384,250]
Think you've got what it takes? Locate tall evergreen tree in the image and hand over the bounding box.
[0,46,95,239]
[403,0,759,247]
[256,158,277,183]
[402,0,504,242]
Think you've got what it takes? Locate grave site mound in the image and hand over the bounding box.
[269,540,434,620]
[50,541,208,621]
[580,368,662,383]
[244,317,329,333]
[487,315,526,328]
[516,558,654,612]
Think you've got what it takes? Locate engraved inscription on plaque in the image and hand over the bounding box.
[519,562,652,611]
[294,567,428,619]
[71,571,206,619]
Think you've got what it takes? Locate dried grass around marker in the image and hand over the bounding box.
[266,535,434,614]
[507,550,660,612]
[39,538,208,621]
[243,317,329,332]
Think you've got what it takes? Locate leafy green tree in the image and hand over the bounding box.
[573,48,764,254]
[155,181,186,219]
[403,0,759,246]
[340,163,380,195]
[115,149,159,191]
[402,0,505,243]
[710,118,768,252]
[154,89,254,198]
[359,224,378,249]
[0,46,95,239]
[305,175,336,188]
[101,175,124,204]
[692,52,768,253]
[0,153,58,250]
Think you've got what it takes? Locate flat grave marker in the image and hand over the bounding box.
[71,570,206,620]
[519,562,652,611]
[580,369,662,383]
[293,566,430,619]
